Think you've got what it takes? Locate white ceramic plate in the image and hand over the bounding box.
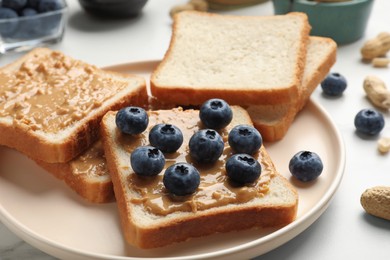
[0,61,345,260]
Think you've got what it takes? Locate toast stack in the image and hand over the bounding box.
[0,48,147,202]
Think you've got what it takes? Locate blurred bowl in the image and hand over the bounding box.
[272,0,374,44]
[78,0,149,18]
[0,2,68,54]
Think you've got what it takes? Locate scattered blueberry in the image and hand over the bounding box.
[130,146,165,176]
[226,154,261,185]
[149,124,183,153]
[2,0,28,11]
[0,8,19,37]
[354,108,385,136]
[189,129,224,163]
[321,72,347,96]
[37,0,64,12]
[199,98,233,129]
[289,151,323,182]
[163,162,200,196]
[228,124,262,155]
[116,106,149,135]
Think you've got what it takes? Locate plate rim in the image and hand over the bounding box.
[0,60,346,260]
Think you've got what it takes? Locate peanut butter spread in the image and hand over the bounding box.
[0,51,128,133]
[116,108,274,216]
[71,141,107,177]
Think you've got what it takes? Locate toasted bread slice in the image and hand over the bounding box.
[247,36,337,141]
[100,106,298,248]
[150,11,311,106]
[35,141,114,203]
[0,48,148,163]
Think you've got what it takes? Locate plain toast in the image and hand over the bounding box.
[150,11,311,106]
[247,36,337,141]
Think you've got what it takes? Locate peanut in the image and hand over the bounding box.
[363,75,390,109]
[378,137,390,153]
[361,186,390,221]
[361,32,390,60]
[372,57,390,67]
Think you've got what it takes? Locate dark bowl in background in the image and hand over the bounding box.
[78,0,149,18]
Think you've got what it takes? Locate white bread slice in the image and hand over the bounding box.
[150,11,311,106]
[247,36,337,141]
[100,106,298,249]
[0,48,148,163]
[35,141,114,203]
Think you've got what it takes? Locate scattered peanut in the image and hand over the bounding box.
[361,186,390,221]
[361,32,390,60]
[372,57,390,67]
[363,75,390,109]
[378,137,390,153]
[170,0,209,18]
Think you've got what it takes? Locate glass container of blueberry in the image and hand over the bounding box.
[0,0,67,54]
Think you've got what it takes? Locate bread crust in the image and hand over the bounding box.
[150,11,311,106]
[101,107,298,249]
[0,48,148,163]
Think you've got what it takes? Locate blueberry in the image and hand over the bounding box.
[20,7,38,16]
[15,8,41,39]
[228,124,262,155]
[130,146,165,176]
[0,7,18,38]
[27,0,41,9]
[2,0,28,11]
[289,151,323,182]
[149,124,183,153]
[321,72,347,96]
[38,0,64,12]
[354,108,385,136]
[226,154,261,185]
[116,107,149,135]
[163,162,200,196]
[189,129,224,163]
[200,98,233,129]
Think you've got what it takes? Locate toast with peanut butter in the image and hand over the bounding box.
[0,48,148,163]
[35,141,114,203]
[100,106,298,249]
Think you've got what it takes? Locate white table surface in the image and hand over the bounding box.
[1,0,390,259]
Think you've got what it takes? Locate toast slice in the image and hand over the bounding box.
[246,36,337,141]
[35,141,114,203]
[0,48,148,163]
[100,106,298,248]
[150,11,311,106]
